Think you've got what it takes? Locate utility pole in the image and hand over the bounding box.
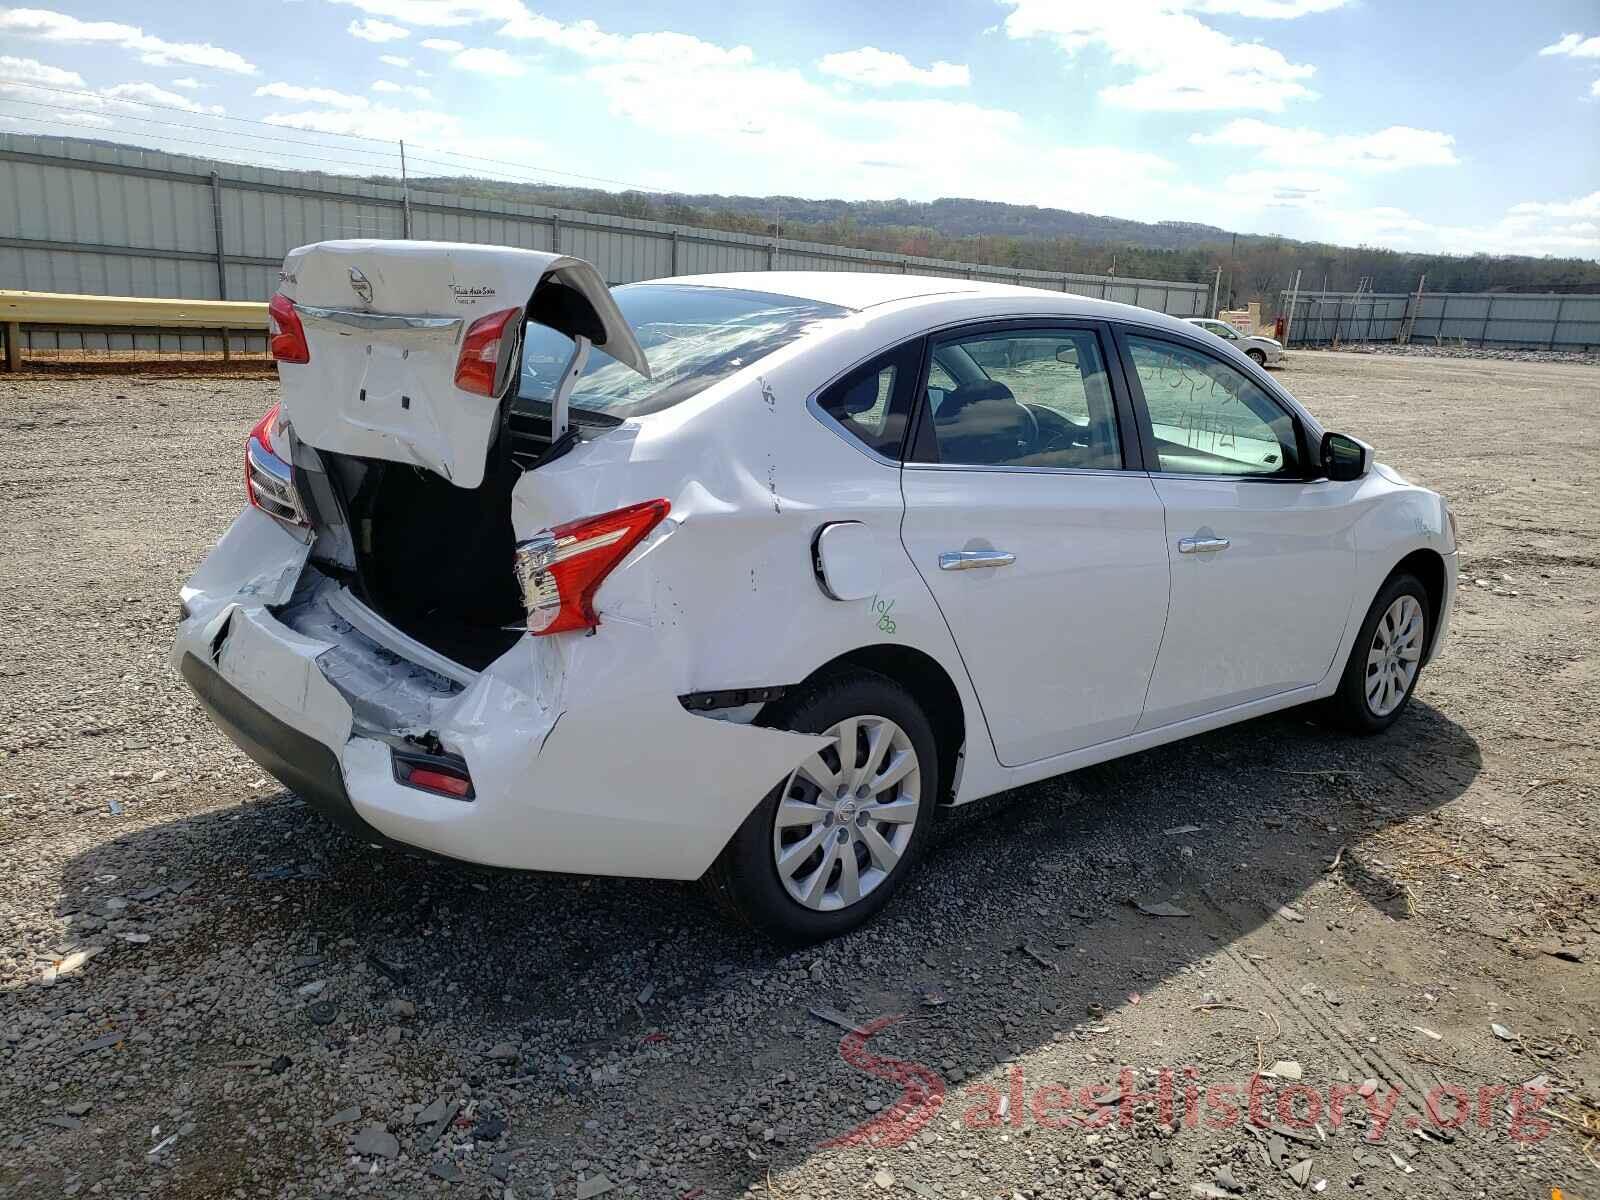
[1211,265,1222,317]
[1225,232,1237,311]
[1283,268,1302,346]
[1399,273,1425,345]
[399,139,412,239]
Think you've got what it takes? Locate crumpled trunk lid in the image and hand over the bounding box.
[274,240,647,489]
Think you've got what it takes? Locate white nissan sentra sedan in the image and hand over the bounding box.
[174,241,1457,942]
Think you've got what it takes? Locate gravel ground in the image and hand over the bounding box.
[1304,343,1600,367]
[1,351,1597,1200]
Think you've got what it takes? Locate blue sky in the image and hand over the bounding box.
[1,1,1597,257]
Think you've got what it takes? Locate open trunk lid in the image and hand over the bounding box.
[274,240,648,489]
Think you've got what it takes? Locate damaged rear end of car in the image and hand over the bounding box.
[174,240,828,878]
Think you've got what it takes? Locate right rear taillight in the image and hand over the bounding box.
[245,402,308,527]
[513,499,670,635]
[454,306,522,397]
[267,293,309,364]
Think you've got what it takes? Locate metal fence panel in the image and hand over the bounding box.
[1284,290,1600,350]
[1,131,1207,322]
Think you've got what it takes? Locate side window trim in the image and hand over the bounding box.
[807,336,928,465]
[1109,324,1308,482]
[903,318,1148,474]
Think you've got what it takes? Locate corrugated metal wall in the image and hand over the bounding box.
[1283,291,1600,350]
[1,132,1208,353]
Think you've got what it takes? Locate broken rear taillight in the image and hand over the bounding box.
[267,293,309,364]
[453,306,522,397]
[245,402,308,527]
[514,499,670,635]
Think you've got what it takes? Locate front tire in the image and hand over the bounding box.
[1326,573,1429,734]
[703,669,939,943]
[1246,348,1268,367]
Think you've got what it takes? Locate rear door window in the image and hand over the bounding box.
[815,340,923,460]
[517,284,849,420]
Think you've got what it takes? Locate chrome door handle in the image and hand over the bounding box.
[1177,535,1231,554]
[939,550,1016,571]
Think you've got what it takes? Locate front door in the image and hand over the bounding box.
[1116,330,1358,728]
[899,323,1170,767]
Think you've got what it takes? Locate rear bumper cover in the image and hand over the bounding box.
[179,651,381,845]
[173,505,826,880]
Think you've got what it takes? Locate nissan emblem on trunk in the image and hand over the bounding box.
[349,266,373,306]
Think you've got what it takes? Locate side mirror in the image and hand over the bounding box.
[1055,346,1079,367]
[1321,431,1372,481]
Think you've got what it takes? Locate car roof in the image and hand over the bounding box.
[657,271,1205,335]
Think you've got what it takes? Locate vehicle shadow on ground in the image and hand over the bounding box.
[49,696,1480,1193]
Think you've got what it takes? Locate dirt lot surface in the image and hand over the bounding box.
[1,351,1597,1199]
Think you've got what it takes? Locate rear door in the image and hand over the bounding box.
[899,321,1170,767]
[274,241,646,489]
[1115,328,1359,728]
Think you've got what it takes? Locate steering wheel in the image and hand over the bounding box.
[1025,404,1092,455]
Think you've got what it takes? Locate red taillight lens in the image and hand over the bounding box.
[513,499,671,635]
[406,766,473,798]
[454,306,522,397]
[267,292,309,364]
[392,753,476,799]
[245,402,307,526]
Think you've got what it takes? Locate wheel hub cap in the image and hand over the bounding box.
[1365,594,1424,718]
[770,714,922,913]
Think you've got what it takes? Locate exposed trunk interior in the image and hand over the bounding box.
[303,400,622,672]
[310,417,532,671]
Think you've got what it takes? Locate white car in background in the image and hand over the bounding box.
[1185,316,1284,367]
[174,241,1457,942]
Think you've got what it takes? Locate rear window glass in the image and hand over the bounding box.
[517,283,849,420]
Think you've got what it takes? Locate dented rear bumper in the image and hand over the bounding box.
[173,505,825,880]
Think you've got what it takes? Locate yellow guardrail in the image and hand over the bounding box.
[1,290,269,370]
[0,289,267,329]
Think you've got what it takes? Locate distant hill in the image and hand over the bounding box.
[411,175,1600,304]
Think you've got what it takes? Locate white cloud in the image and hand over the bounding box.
[379,54,411,67]
[170,76,201,90]
[1192,119,1458,171]
[1195,0,1347,15]
[0,8,256,74]
[1592,78,1600,97]
[349,17,411,43]
[1001,0,1329,111]
[817,47,969,89]
[0,108,110,128]
[420,37,464,51]
[254,82,371,110]
[328,0,526,25]
[496,14,754,67]
[0,54,83,87]
[1539,32,1600,58]
[102,81,224,114]
[373,79,434,100]
[262,103,462,142]
[449,46,526,76]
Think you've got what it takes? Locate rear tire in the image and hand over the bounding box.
[702,669,939,944]
[1325,572,1429,734]
[1246,348,1268,366]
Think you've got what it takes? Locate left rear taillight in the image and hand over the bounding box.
[513,499,670,635]
[454,306,522,397]
[267,292,309,364]
[245,402,308,527]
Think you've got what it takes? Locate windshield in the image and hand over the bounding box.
[516,283,850,420]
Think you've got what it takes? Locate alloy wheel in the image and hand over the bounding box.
[1366,594,1424,717]
[771,714,921,912]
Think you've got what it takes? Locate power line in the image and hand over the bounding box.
[0,78,665,193]
[0,104,401,175]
